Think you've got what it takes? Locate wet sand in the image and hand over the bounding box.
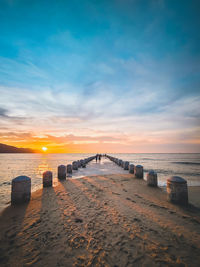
[188,186,200,208]
[0,174,200,267]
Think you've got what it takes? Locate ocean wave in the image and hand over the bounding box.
[172,162,200,165]
[144,168,200,177]
[142,158,163,161]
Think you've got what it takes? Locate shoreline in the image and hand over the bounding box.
[1,155,200,214]
[1,175,200,215]
[1,183,200,217]
[0,173,200,266]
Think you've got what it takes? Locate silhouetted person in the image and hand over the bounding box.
[95,154,98,162]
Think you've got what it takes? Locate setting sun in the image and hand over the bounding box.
[42,147,47,152]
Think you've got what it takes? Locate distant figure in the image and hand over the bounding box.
[95,154,98,162]
[99,154,102,161]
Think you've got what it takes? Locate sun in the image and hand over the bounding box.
[42,147,48,152]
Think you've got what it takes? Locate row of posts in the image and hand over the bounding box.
[11,156,96,205]
[106,154,188,206]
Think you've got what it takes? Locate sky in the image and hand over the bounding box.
[0,0,200,153]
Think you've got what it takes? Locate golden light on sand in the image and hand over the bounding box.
[42,146,47,152]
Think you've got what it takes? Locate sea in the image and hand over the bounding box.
[0,153,200,212]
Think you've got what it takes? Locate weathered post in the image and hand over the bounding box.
[11,176,31,205]
[119,160,122,166]
[129,164,134,174]
[82,160,86,168]
[43,171,53,187]
[167,176,188,205]
[134,165,143,179]
[77,160,81,168]
[58,165,66,179]
[147,170,157,187]
[124,161,129,170]
[72,161,78,170]
[67,164,72,174]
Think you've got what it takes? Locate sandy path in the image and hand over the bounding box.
[0,174,200,267]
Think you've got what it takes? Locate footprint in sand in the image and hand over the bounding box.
[133,218,141,222]
[112,192,121,195]
[134,194,142,199]
[75,218,83,223]
[168,210,175,214]
[126,197,136,203]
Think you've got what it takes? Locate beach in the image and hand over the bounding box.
[0,172,200,267]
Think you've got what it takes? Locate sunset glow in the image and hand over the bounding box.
[42,147,47,152]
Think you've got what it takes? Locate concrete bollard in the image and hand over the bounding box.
[58,165,66,179]
[67,164,72,174]
[72,161,78,170]
[129,164,134,174]
[124,161,129,170]
[43,171,53,187]
[82,160,86,168]
[11,176,31,205]
[77,160,81,168]
[147,170,157,187]
[134,165,143,179]
[167,176,188,205]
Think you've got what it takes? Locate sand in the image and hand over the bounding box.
[0,174,200,267]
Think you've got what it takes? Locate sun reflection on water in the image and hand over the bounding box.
[36,156,51,176]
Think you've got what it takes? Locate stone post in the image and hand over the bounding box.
[129,164,134,174]
[72,161,78,170]
[67,164,72,174]
[82,160,86,168]
[43,171,53,187]
[134,165,143,179]
[167,176,188,205]
[124,161,129,170]
[77,160,81,168]
[58,165,66,179]
[11,176,31,204]
[147,170,157,187]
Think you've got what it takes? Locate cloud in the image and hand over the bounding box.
[0,56,49,88]
[0,107,8,117]
[0,84,199,129]
[46,134,125,143]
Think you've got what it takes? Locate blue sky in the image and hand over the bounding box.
[0,0,200,152]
